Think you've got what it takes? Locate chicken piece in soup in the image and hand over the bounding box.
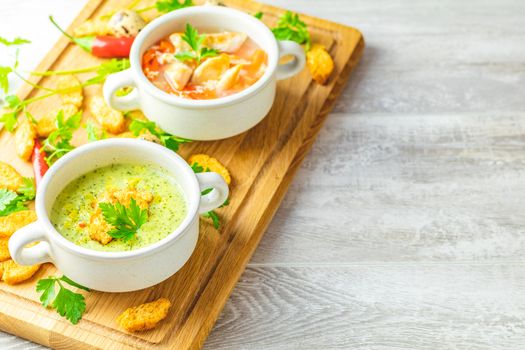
[142,25,267,100]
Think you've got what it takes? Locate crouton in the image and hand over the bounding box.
[188,154,231,184]
[117,298,171,332]
[56,75,83,108]
[1,259,41,285]
[306,44,334,85]
[0,238,10,262]
[0,210,37,237]
[14,119,36,161]
[0,162,24,191]
[89,96,125,134]
[36,104,79,138]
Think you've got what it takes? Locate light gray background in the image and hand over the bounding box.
[1,0,525,349]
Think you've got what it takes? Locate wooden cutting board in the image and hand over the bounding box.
[0,0,363,348]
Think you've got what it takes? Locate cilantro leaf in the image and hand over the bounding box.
[0,66,12,93]
[99,198,148,241]
[0,111,17,132]
[156,0,193,13]
[53,286,86,324]
[43,110,82,165]
[36,278,56,308]
[60,275,91,291]
[202,210,220,229]
[84,121,106,142]
[129,119,192,152]
[254,12,263,20]
[0,36,31,46]
[271,11,311,50]
[175,24,218,64]
[174,51,197,62]
[0,189,18,212]
[18,177,36,200]
[85,58,130,85]
[36,275,89,324]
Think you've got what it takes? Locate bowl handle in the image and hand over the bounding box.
[276,40,306,80]
[103,68,141,111]
[196,172,230,214]
[9,221,53,266]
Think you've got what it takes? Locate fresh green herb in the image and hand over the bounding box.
[136,0,193,14]
[36,275,89,324]
[254,11,263,20]
[99,198,148,241]
[129,119,192,152]
[156,0,193,13]
[190,161,210,173]
[0,36,31,47]
[271,11,311,50]
[85,59,131,85]
[201,188,213,196]
[116,86,134,97]
[0,178,36,217]
[42,110,82,165]
[84,121,106,142]
[0,66,12,94]
[202,210,220,229]
[174,23,219,64]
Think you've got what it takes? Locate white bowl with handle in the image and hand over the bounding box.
[8,139,229,292]
[103,6,306,140]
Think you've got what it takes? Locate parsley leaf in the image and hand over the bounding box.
[43,110,82,165]
[0,66,12,93]
[202,210,220,229]
[254,12,263,20]
[84,121,106,142]
[271,11,311,51]
[0,179,35,217]
[129,119,192,152]
[0,36,31,47]
[156,0,193,13]
[36,275,89,324]
[85,58,130,85]
[99,198,148,241]
[175,24,219,64]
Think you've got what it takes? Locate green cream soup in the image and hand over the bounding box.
[51,164,187,252]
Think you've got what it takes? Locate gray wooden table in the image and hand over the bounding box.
[2,0,525,349]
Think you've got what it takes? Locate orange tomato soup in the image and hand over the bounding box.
[142,30,267,100]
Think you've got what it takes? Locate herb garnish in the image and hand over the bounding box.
[0,36,31,47]
[0,178,36,216]
[84,121,106,142]
[254,12,263,20]
[271,11,311,51]
[129,118,192,152]
[36,275,89,324]
[136,0,193,14]
[191,161,229,229]
[174,24,219,64]
[99,198,148,241]
[42,110,82,165]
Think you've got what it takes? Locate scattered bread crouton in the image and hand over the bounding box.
[73,18,111,37]
[1,259,41,285]
[36,104,79,138]
[88,210,114,245]
[0,210,37,237]
[306,44,334,85]
[0,162,24,192]
[14,119,36,161]
[188,154,231,184]
[0,238,10,262]
[56,75,83,108]
[117,298,171,332]
[89,96,125,134]
[116,131,135,138]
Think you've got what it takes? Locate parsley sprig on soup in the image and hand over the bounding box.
[142,23,267,100]
[50,164,187,252]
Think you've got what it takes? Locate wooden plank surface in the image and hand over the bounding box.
[2,0,525,349]
[0,0,362,349]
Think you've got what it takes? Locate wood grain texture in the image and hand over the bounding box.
[0,0,362,349]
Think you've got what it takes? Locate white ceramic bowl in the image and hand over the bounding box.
[103,6,306,140]
[8,139,229,292]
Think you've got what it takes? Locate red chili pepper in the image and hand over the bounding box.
[50,16,134,58]
[31,139,49,188]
